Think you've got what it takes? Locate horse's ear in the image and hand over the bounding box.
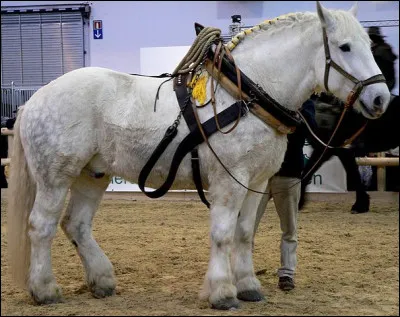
[349,1,358,17]
[194,22,205,36]
[316,1,335,32]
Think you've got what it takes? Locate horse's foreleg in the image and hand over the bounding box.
[233,180,269,302]
[28,184,70,304]
[200,178,248,310]
[61,172,116,298]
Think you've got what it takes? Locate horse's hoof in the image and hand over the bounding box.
[30,289,64,305]
[351,193,370,214]
[90,286,116,299]
[351,208,369,214]
[237,290,265,302]
[211,297,240,310]
[351,202,370,213]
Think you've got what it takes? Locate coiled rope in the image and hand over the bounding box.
[172,27,221,75]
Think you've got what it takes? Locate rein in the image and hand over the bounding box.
[297,107,368,150]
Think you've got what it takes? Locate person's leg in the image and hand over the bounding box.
[270,176,301,290]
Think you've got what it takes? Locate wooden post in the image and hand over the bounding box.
[377,152,386,192]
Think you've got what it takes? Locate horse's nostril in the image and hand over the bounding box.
[374,96,382,107]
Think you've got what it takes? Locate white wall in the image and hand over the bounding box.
[3,1,398,92]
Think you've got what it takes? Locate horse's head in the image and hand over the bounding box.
[314,1,390,119]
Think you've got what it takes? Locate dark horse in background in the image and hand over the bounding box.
[300,93,399,213]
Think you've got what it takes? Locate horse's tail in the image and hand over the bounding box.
[7,106,36,288]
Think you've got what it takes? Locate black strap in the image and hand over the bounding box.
[129,72,173,78]
[190,148,210,208]
[174,75,211,208]
[174,75,198,131]
[138,101,247,199]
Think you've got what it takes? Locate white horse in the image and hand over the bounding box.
[7,1,390,310]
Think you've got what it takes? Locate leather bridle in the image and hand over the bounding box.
[317,14,387,149]
[320,16,386,109]
[299,16,387,185]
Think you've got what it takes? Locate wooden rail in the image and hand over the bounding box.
[1,128,14,136]
[356,156,398,166]
[1,158,11,166]
[1,128,14,167]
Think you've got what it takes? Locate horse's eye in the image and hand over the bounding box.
[339,44,351,52]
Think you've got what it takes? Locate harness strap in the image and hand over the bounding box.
[174,74,210,208]
[190,148,210,208]
[209,43,244,135]
[138,101,247,199]
[342,122,368,148]
[206,48,301,129]
[204,60,295,134]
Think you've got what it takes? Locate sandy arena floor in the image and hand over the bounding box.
[1,197,399,316]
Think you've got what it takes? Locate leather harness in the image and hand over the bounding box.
[137,85,248,207]
[138,15,387,208]
[173,73,211,208]
[137,42,304,207]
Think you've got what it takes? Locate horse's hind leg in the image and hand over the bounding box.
[61,172,116,298]
[28,183,70,304]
